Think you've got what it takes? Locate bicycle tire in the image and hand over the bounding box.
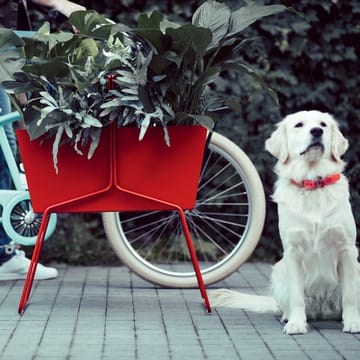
[102,131,266,287]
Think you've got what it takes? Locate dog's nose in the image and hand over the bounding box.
[310,127,323,138]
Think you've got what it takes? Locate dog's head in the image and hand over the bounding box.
[265,110,348,164]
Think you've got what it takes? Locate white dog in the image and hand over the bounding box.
[210,110,360,335]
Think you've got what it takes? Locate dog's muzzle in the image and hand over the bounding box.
[300,127,324,156]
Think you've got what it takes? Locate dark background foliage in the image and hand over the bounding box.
[25,0,360,264]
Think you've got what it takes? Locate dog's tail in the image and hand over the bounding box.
[209,289,281,314]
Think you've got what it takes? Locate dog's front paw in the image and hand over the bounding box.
[283,320,307,335]
[343,319,360,333]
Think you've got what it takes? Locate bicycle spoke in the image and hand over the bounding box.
[120,210,164,225]
[103,133,265,287]
[187,216,231,256]
[9,201,42,237]
[190,209,245,240]
[122,212,175,236]
[123,213,175,247]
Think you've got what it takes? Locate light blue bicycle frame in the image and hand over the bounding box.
[0,112,56,245]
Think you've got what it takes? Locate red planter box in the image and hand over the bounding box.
[16,125,207,213]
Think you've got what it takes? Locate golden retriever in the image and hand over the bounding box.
[210,110,360,335]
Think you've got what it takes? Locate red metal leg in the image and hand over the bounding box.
[177,209,211,313]
[18,211,51,315]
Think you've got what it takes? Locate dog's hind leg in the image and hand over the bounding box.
[328,225,360,333]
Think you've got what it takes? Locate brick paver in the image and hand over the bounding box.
[0,263,359,359]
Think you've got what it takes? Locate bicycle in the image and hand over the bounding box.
[0,112,57,246]
[1,111,266,287]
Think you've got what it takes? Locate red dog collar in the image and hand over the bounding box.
[291,173,341,190]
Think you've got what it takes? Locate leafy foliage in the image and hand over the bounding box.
[2,18,153,170]
[1,0,285,171]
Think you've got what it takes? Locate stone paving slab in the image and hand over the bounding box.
[0,263,359,359]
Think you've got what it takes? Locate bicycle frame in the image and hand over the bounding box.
[0,112,56,245]
[0,112,24,190]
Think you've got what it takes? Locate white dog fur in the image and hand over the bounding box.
[209,110,360,335]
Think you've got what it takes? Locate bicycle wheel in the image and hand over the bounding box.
[2,192,57,246]
[102,131,266,287]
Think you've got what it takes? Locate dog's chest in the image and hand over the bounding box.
[304,224,339,272]
[276,187,342,226]
[297,190,339,223]
[276,183,356,268]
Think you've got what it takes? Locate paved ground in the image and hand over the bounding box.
[0,262,359,359]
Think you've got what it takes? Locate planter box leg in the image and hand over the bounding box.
[18,211,51,315]
[178,209,211,313]
[17,208,212,314]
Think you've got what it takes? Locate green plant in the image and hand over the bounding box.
[17,0,359,265]
[1,0,285,169]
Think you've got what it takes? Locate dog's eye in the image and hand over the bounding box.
[320,122,327,127]
[295,122,303,128]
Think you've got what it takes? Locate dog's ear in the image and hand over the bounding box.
[331,122,348,162]
[265,121,288,163]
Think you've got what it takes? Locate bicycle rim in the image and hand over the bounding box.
[102,132,265,287]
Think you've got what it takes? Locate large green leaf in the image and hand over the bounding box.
[73,38,99,62]
[191,114,215,130]
[187,66,221,112]
[206,37,252,66]
[197,66,221,87]
[34,22,74,53]
[23,102,57,140]
[147,54,174,75]
[2,72,41,94]
[167,23,212,57]
[228,4,287,37]
[137,10,163,30]
[136,11,166,53]
[69,10,113,39]
[192,0,231,49]
[23,58,68,79]
[0,29,25,81]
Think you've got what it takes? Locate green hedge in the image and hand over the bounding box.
[26,0,360,264]
[215,0,360,261]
